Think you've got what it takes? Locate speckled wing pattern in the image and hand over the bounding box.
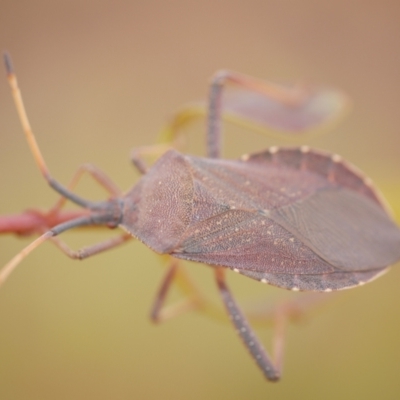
[172,147,400,291]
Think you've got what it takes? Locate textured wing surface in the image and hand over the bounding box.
[174,208,335,272]
[172,148,400,291]
[270,188,400,271]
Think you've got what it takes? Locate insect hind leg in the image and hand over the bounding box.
[207,70,306,159]
[215,267,283,381]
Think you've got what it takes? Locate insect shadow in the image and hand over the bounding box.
[2,53,400,381]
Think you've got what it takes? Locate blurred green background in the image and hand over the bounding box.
[1,1,400,399]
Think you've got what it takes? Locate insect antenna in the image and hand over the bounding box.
[2,53,126,287]
[3,52,95,209]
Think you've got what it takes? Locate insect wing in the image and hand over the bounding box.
[172,148,400,291]
[270,187,400,271]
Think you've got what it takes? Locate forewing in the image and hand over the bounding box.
[173,208,336,276]
[171,148,400,291]
[172,208,387,291]
[270,188,400,271]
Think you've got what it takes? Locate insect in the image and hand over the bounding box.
[2,53,400,382]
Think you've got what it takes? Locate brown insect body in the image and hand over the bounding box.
[123,147,400,292]
[3,57,400,381]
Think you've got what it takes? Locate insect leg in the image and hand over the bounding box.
[207,70,306,159]
[150,260,192,322]
[150,259,209,323]
[150,260,178,322]
[130,143,174,174]
[50,163,122,215]
[246,292,333,326]
[243,293,333,375]
[49,232,132,260]
[215,267,281,381]
[156,103,203,146]
[0,215,101,286]
[133,103,207,174]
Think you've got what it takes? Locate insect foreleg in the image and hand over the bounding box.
[49,232,132,260]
